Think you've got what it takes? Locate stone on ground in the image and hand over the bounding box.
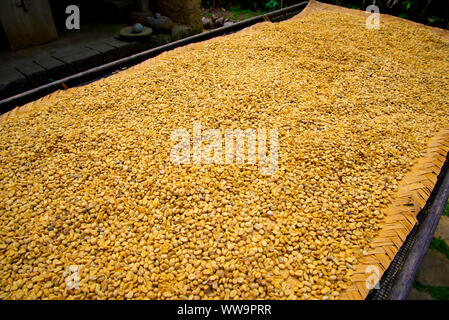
[416,249,449,287]
[407,288,433,300]
[434,216,449,242]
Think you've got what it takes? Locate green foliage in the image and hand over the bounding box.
[228,5,265,20]
[229,5,255,14]
[341,3,359,10]
[402,0,412,11]
[443,201,449,217]
[265,0,280,12]
[414,282,449,300]
[428,16,442,25]
[201,0,211,9]
[228,0,259,11]
[430,237,449,259]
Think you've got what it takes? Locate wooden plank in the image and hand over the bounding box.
[0,0,58,50]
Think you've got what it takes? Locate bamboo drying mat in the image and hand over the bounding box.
[297,1,449,300]
[1,0,448,300]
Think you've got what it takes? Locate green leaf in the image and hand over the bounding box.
[429,237,449,260]
[413,281,449,300]
[443,201,449,217]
